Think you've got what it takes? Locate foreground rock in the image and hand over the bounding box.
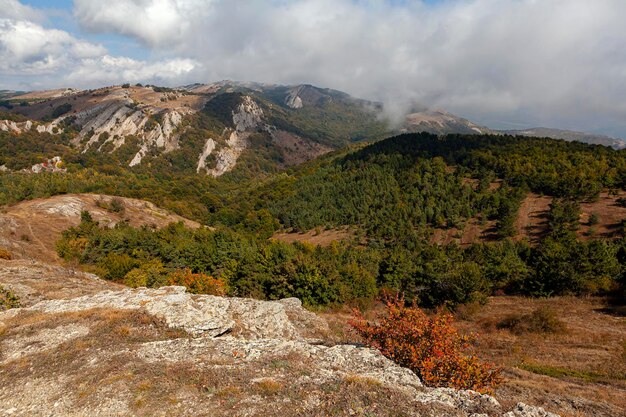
[0,264,558,417]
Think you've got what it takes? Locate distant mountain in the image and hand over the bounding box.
[1,82,624,179]
[501,127,625,150]
[399,110,626,150]
[401,110,494,136]
[0,82,387,177]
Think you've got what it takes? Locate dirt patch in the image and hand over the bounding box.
[432,190,625,246]
[578,191,626,239]
[515,191,626,243]
[514,193,553,243]
[0,194,201,264]
[431,219,499,246]
[272,228,355,247]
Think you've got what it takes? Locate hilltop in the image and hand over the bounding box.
[0,194,201,263]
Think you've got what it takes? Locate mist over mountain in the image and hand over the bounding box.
[3,1,626,139]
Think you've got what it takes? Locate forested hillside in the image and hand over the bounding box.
[25,133,621,309]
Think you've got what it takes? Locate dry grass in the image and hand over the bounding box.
[272,228,356,248]
[253,379,283,396]
[456,296,626,417]
[493,307,567,335]
[343,375,383,387]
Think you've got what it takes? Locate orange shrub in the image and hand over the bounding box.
[349,295,502,393]
[0,247,12,260]
[167,269,227,296]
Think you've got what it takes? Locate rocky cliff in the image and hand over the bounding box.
[197,95,265,177]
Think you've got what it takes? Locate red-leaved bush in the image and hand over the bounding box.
[167,269,228,296]
[349,295,502,393]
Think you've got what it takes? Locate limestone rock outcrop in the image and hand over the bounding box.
[0,268,560,417]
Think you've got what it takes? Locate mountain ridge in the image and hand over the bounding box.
[1,82,623,180]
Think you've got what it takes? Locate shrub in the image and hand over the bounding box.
[350,295,502,393]
[123,259,168,288]
[0,247,12,260]
[51,103,72,118]
[431,262,491,308]
[496,307,566,335]
[0,285,19,310]
[99,253,138,282]
[167,268,228,296]
[109,197,125,213]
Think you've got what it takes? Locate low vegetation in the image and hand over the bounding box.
[95,196,125,214]
[496,307,567,335]
[350,295,502,393]
[0,284,19,310]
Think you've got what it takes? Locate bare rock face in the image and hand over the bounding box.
[25,286,328,340]
[0,118,61,134]
[0,264,560,417]
[285,87,304,109]
[196,138,217,173]
[3,86,206,168]
[200,95,266,177]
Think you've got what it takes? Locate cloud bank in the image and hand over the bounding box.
[0,0,199,90]
[3,0,626,136]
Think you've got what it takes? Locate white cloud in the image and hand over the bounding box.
[0,0,43,21]
[5,0,626,136]
[64,55,199,86]
[0,12,198,89]
[68,0,626,136]
[0,19,106,74]
[74,0,212,47]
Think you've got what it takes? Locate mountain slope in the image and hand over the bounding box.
[0,194,200,263]
[1,81,624,181]
[402,109,494,136]
[0,82,387,178]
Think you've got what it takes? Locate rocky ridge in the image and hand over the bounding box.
[1,86,207,168]
[0,260,559,416]
[402,110,492,136]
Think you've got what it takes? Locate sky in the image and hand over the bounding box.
[2,0,626,137]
